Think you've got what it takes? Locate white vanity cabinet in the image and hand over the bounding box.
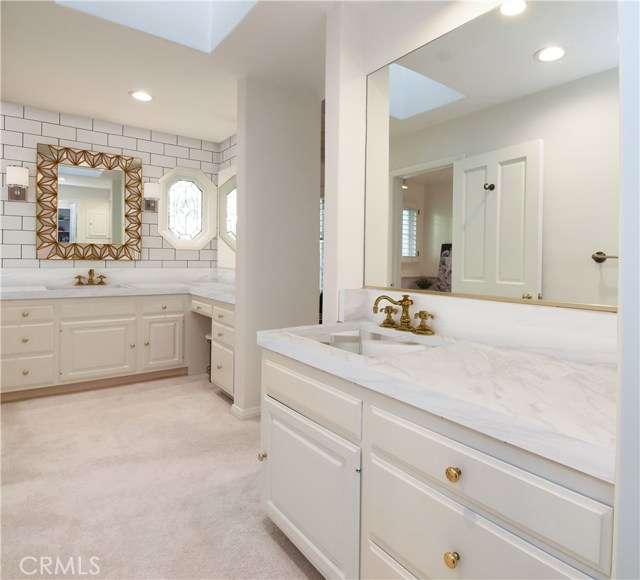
[260,358,362,580]
[361,406,612,579]
[59,300,138,383]
[141,298,185,372]
[1,296,190,394]
[0,304,56,391]
[209,303,235,396]
[259,351,614,580]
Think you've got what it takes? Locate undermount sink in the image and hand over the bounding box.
[44,282,130,290]
[288,322,445,359]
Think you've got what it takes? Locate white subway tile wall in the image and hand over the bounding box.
[0,102,237,268]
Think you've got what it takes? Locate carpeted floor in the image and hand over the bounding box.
[1,376,323,580]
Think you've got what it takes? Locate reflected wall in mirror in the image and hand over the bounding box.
[365,2,619,307]
[36,144,142,260]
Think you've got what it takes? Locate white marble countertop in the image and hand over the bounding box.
[258,321,617,483]
[0,268,235,305]
[0,282,235,305]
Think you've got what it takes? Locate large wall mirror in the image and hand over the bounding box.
[36,144,142,260]
[365,2,619,308]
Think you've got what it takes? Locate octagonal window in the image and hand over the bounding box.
[168,180,203,240]
[158,167,217,250]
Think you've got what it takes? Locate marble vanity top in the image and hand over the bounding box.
[258,321,617,483]
[0,269,235,305]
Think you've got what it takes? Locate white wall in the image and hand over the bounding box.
[234,77,321,417]
[390,70,619,305]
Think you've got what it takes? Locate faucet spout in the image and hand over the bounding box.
[373,294,415,332]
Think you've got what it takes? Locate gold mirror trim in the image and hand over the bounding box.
[36,144,142,260]
[364,286,617,313]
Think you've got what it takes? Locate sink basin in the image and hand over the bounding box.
[122,282,190,289]
[288,322,444,359]
[45,283,130,290]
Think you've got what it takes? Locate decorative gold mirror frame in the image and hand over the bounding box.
[36,144,142,260]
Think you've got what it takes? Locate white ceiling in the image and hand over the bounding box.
[1,0,332,143]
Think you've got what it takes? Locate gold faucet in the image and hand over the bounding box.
[373,294,414,332]
[73,269,107,286]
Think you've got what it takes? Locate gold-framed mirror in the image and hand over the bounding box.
[36,144,142,260]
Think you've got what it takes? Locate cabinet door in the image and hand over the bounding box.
[60,317,137,383]
[210,340,234,395]
[141,314,184,371]
[262,396,361,580]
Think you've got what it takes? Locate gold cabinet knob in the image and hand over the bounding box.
[22,311,29,317]
[22,369,29,376]
[445,467,461,483]
[144,341,150,347]
[22,337,29,343]
[216,365,223,370]
[217,332,223,337]
[130,343,136,349]
[161,305,167,310]
[444,552,459,569]
[258,452,267,462]
[196,306,202,310]
[217,314,224,319]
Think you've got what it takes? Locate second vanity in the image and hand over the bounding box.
[0,271,236,398]
[257,295,617,580]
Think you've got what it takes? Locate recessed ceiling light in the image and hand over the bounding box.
[534,46,566,62]
[129,90,153,102]
[500,1,526,16]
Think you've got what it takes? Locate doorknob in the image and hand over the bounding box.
[483,183,495,191]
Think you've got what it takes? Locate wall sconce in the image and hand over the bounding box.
[6,166,29,201]
[143,182,160,212]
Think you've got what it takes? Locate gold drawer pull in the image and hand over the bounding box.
[196,306,202,310]
[144,341,150,346]
[217,332,223,337]
[22,311,29,317]
[444,552,459,569]
[22,369,29,376]
[217,314,224,319]
[216,365,223,370]
[22,337,29,343]
[257,452,267,462]
[445,467,461,483]
[130,343,136,349]
[161,305,167,310]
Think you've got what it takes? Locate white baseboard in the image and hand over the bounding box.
[230,403,261,420]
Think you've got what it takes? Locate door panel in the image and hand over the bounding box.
[453,140,542,298]
[141,314,184,371]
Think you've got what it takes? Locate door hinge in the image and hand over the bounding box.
[356,468,361,474]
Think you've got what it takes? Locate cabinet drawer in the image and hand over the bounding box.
[142,297,184,314]
[368,407,612,573]
[190,299,213,317]
[365,456,588,579]
[211,340,234,395]
[1,354,55,391]
[263,360,362,440]
[61,301,136,319]
[1,323,54,356]
[2,305,54,323]
[212,305,234,327]
[363,540,418,580]
[211,321,234,347]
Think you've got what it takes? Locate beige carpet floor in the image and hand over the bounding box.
[1,376,323,580]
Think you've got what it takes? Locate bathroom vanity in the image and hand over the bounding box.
[0,274,235,398]
[258,297,617,580]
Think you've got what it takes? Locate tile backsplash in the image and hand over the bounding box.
[0,102,237,269]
